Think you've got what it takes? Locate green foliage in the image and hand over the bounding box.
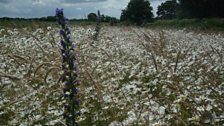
[157,0,178,19]
[178,0,224,18]
[0,108,15,125]
[149,18,224,31]
[101,15,119,25]
[87,12,119,25]
[87,13,97,22]
[120,0,153,25]
[0,16,56,22]
[156,0,224,19]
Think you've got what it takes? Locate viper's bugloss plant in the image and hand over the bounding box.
[93,10,101,41]
[56,8,80,126]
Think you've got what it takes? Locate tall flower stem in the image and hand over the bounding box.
[93,10,101,41]
[56,8,80,126]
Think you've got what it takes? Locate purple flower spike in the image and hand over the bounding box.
[56,8,63,17]
[56,8,80,126]
[76,80,80,85]
[60,40,66,49]
[60,29,65,35]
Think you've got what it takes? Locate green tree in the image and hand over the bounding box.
[157,0,178,19]
[46,16,56,21]
[120,0,153,25]
[178,0,224,18]
[88,13,97,21]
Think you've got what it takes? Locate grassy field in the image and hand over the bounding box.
[148,18,224,32]
[0,22,224,125]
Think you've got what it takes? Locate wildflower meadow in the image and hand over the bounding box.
[0,8,224,126]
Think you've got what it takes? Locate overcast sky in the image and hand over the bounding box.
[0,0,166,19]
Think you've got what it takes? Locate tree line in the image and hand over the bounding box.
[0,13,119,24]
[121,0,224,25]
[0,16,57,21]
[1,0,223,25]
[87,13,119,24]
[157,0,224,19]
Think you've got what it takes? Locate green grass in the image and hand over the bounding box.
[1,18,224,31]
[0,20,55,29]
[148,18,224,32]
[0,20,107,30]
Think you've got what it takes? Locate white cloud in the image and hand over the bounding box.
[0,0,167,18]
